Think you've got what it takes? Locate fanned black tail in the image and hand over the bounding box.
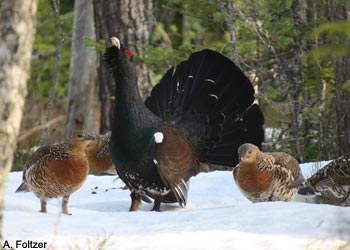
[145,49,264,166]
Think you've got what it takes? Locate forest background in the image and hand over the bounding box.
[1,0,350,244]
[12,0,350,169]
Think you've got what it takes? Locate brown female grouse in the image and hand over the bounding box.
[16,132,95,214]
[233,143,304,202]
[305,155,350,206]
[85,132,117,175]
[105,37,265,211]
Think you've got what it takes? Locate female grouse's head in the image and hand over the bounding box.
[238,143,262,164]
[65,131,96,154]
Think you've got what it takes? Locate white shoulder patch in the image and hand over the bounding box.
[154,132,164,143]
[209,94,218,101]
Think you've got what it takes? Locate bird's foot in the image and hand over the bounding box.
[40,200,47,213]
[129,192,142,212]
[151,197,161,212]
[62,210,72,215]
[62,195,71,215]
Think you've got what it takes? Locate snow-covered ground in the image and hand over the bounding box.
[3,161,350,250]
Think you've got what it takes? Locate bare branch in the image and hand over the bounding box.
[18,115,65,143]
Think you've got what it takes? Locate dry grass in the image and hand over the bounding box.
[68,233,112,250]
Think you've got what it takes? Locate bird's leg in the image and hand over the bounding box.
[39,199,47,213]
[129,192,142,212]
[62,195,72,215]
[151,197,162,212]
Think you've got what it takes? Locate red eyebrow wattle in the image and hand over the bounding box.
[124,49,133,59]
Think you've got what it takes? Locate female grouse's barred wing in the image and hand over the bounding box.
[305,155,350,205]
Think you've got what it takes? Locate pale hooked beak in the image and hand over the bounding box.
[110,37,120,49]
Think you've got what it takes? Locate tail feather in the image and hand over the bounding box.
[160,69,173,119]
[15,182,30,193]
[171,180,189,207]
[174,75,195,116]
[188,79,217,114]
[145,49,264,166]
[200,104,264,166]
[147,83,164,119]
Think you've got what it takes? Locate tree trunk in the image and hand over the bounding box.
[334,56,350,155]
[93,0,152,133]
[328,2,350,156]
[285,0,307,162]
[0,0,37,242]
[93,0,114,133]
[220,0,239,66]
[66,0,98,136]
